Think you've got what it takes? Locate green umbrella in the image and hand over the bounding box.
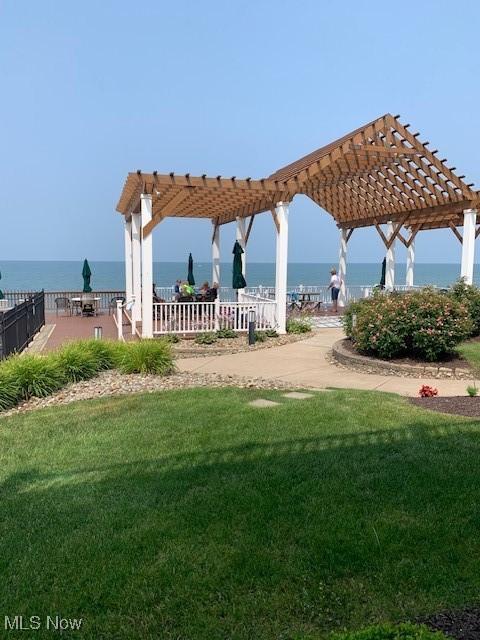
[232,241,247,289]
[379,257,386,289]
[0,270,4,300]
[187,253,195,286]
[82,259,92,293]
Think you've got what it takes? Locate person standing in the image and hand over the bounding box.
[328,268,342,313]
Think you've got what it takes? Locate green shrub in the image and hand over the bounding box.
[332,623,447,639]
[76,339,119,370]
[195,332,217,345]
[286,318,313,334]
[344,289,472,361]
[467,384,478,397]
[265,329,279,338]
[0,368,22,410]
[216,328,238,339]
[116,339,174,375]
[1,354,65,400]
[448,279,480,335]
[55,342,101,383]
[254,331,267,342]
[332,623,446,639]
[162,334,180,344]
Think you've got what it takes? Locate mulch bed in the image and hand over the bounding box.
[420,607,480,639]
[172,331,312,358]
[341,337,470,370]
[410,396,480,417]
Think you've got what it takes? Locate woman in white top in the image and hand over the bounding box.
[328,268,342,313]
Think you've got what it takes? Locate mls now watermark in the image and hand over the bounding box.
[5,615,83,632]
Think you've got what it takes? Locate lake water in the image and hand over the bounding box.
[0,260,477,291]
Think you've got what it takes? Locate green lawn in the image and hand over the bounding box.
[458,340,480,375]
[1,388,480,639]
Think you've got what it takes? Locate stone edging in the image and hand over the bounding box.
[331,338,473,380]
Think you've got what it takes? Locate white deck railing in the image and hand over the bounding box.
[153,300,277,335]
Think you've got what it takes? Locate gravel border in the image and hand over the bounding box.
[0,370,294,418]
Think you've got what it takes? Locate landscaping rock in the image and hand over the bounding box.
[1,371,293,418]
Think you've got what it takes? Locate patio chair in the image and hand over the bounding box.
[81,299,96,317]
[54,297,71,316]
[108,296,125,315]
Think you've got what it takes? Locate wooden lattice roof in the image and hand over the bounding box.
[116,113,479,234]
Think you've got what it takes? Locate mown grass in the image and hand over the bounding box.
[458,340,480,375]
[1,388,480,639]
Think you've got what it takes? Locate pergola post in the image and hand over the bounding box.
[141,194,153,338]
[124,218,133,303]
[131,211,142,324]
[338,228,348,307]
[275,201,289,334]
[461,208,477,285]
[212,220,220,288]
[406,239,415,287]
[236,216,247,275]
[385,221,395,291]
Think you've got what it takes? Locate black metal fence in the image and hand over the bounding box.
[0,291,45,359]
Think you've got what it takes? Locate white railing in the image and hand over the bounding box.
[244,284,421,304]
[238,290,274,304]
[154,301,216,334]
[219,301,277,331]
[3,290,125,312]
[0,300,13,312]
[153,300,277,335]
[155,286,237,302]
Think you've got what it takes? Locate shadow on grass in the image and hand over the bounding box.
[1,418,480,639]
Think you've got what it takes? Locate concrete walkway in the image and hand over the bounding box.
[177,329,474,397]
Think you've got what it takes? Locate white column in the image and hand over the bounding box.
[406,238,415,287]
[275,202,289,334]
[131,211,142,324]
[141,194,153,338]
[338,228,347,307]
[212,220,220,288]
[236,216,247,298]
[124,218,133,302]
[385,221,395,291]
[461,209,477,285]
[236,217,247,274]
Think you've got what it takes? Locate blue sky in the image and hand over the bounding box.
[1,0,479,263]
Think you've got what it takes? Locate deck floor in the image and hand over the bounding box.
[43,312,121,351]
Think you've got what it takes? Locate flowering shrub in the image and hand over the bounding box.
[343,289,472,361]
[418,385,438,398]
[448,279,480,335]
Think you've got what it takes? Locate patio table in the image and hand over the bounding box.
[70,297,101,316]
[296,291,323,312]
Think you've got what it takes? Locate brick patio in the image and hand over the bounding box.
[43,312,122,351]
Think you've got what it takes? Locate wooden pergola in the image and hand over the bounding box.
[116,113,479,336]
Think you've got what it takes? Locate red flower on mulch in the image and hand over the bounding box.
[419,384,438,398]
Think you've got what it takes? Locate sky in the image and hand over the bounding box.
[0,0,479,264]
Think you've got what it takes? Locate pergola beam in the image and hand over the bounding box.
[117,114,479,242]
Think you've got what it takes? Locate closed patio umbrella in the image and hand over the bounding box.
[0,270,4,300]
[379,257,386,289]
[232,241,247,290]
[82,259,92,293]
[187,253,195,286]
